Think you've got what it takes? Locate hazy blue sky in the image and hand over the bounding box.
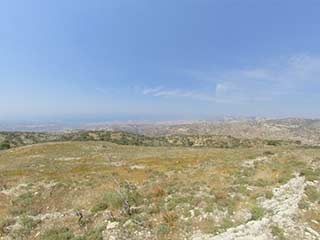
[1,0,320,121]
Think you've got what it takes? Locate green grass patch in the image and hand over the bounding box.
[40,227,74,240]
[250,204,264,220]
[271,225,286,240]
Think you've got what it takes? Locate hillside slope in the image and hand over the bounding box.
[0,130,301,151]
[0,141,319,239]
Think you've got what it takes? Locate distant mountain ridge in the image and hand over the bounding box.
[1,118,320,145]
[0,130,301,150]
[87,118,320,145]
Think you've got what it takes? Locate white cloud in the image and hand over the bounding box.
[142,86,164,95]
[214,54,320,102]
[215,82,233,94]
[142,87,216,102]
[142,54,320,104]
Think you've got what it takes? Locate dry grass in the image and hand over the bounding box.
[0,141,318,239]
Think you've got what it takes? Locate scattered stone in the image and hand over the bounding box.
[234,208,252,223]
[106,221,119,230]
[130,165,146,170]
[305,227,320,238]
[192,174,316,240]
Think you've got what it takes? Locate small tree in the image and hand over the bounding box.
[0,141,10,150]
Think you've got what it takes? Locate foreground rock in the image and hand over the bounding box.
[192,175,319,240]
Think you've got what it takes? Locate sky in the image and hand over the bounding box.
[1,0,320,122]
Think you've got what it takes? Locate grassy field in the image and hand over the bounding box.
[0,140,319,239]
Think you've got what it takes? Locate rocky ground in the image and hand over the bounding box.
[0,139,319,239]
[193,174,319,240]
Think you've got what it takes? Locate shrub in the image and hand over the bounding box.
[74,227,104,240]
[250,204,264,220]
[265,140,281,146]
[163,211,178,226]
[19,215,40,235]
[152,186,166,198]
[92,190,122,213]
[254,179,271,187]
[265,190,273,199]
[301,168,320,181]
[0,218,15,235]
[263,151,274,156]
[271,225,286,240]
[298,199,309,210]
[156,224,170,237]
[0,141,10,150]
[92,182,142,215]
[40,227,74,240]
[221,218,234,230]
[200,219,219,234]
[11,192,35,215]
[305,186,320,203]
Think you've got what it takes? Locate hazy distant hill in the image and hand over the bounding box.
[1,118,320,145]
[95,118,320,145]
[0,130,300,150]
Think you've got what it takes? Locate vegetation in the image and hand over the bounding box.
[271,225,286,240]
[0,130,318,239]
[40,227,75,240]
[250,204,264,220]
[0,130,301,151]
[305,186,320,203]
[92,182,142,214]
[0,140,10,150]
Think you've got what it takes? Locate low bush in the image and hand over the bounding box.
[92,182,142,215]
[40,227,74,240]
[163,211,178,226]
[156,223,170,237]
[75,227,104,240]
[19,215,40,235]
[305,186,320,203]
[301,168,320,181]
[0,141,10,150]
[0,218,15,235]
[250,204,264,220]
[271,225,286,240]
[93,190,122,213]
